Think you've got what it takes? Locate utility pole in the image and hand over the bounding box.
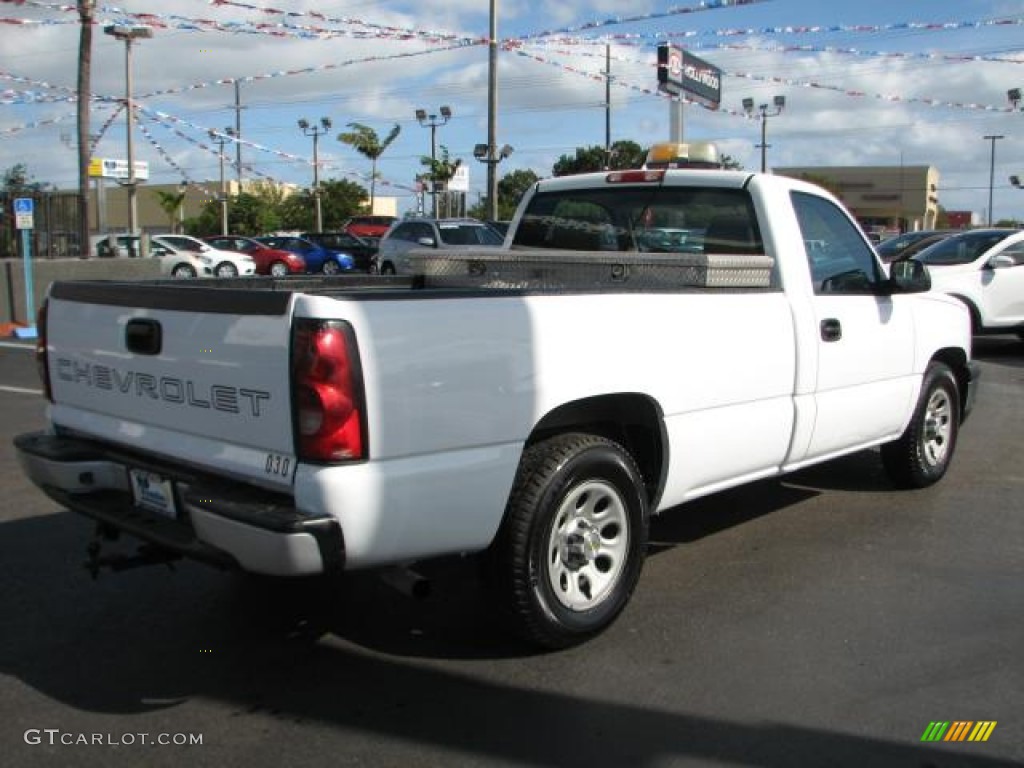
[76,1,96,257]
[605,44,612,169]
[209,129,230,235]
[742,95,786,173]
[486,0,499,221]
[415,106,452,218]
[233,80,243,185]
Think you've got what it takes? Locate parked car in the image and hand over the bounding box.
[203,235,306,276]
[92,234,139,258]
[255,235,355,274]
[151,234,255,277]
[913,228,1024,337]
[301,231,378,273]
[876,230,957,263]
[377,217,504,275]
[343,215,397,242]
[146,237,213,279]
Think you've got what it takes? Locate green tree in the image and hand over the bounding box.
[720,153,743,170]
[319,178,369,229]
[337,122,401,213]
[552,140,646,176]
[468,168,539,220]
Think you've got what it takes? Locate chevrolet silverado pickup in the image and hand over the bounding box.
[15,168,979,649]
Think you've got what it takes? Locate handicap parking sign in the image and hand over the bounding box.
[14,197,33,229]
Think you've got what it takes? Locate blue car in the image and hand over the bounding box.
[255,236,354,274]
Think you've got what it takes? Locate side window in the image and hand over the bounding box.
[791,191,881,295]
[393,224,417,243]
[998,241,1024,266]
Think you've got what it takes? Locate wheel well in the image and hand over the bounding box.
[948,293,980,333]
[527,394,667,509]
[931,347,970,420]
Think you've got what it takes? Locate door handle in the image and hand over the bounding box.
[820,318,842,342]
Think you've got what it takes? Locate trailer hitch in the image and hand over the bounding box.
[85,524,181,579]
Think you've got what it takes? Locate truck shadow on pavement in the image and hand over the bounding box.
[1,512,1019,768]
[972,336,1024,369]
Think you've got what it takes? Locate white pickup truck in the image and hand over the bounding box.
[16,168,979,649]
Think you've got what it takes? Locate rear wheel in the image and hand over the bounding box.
[882,362,960,489]
[380,261,396,275]
[270,261,289,277]
[488,433,649,649]
[171,263,196,278]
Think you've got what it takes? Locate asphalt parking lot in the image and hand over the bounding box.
[0,337,1021,768]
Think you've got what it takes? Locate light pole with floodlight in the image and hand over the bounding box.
[473,143,513,218]
[415,106,452,218]
[104,23,152,235]
[742,95,785,173]
[298,117,331,232]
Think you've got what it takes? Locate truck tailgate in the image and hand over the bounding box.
[44,282,297,491]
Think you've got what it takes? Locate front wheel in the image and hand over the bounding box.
[171,263,196,278]
[881,362,960,489]
[269,261,290,277]
[379,261,396,276]
[215,261,238,277]
[321,259,342,275]
[488,433,649,650]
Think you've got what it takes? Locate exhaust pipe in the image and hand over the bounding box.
[380,566,431,600]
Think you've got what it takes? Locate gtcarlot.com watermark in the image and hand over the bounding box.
[25,729,203,747]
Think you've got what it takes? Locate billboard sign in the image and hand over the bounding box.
[657,44,721,109]
[88,157,150,181]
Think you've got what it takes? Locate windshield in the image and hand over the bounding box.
[438,224,504,246]
[915,231,1013,266]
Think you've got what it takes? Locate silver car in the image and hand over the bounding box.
[377,218,504,275]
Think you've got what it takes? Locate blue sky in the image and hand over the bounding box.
[2,0,1023,220]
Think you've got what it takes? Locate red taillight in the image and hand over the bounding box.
[291,319,365,462]
[35,301,52,402]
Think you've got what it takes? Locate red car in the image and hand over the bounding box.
[343,215,397,241]
[203,236,306,276]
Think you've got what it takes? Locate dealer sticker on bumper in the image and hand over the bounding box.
[129,469,178,519]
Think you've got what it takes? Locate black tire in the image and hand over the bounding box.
[380,261,396,276]
[321,259,341,275]
[881,362,960,489]
[171,263,196,278]
[488,433,649,650]
[215,261,238,277]
[269,261,289,277]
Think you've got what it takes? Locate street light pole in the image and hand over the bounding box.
[983,134,1004,227]
[298,117,332,232]
[742,95,785,173]
[104,24,152,235]
[474,143,513,218]
[415,106,452,218]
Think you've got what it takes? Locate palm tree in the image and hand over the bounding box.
[154,189,186,233]
[420,146,461,217]
[337,122,400,213]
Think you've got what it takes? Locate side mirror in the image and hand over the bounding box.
[888,258,931,294]
[417,237,437,248]
[987,253,1016,270]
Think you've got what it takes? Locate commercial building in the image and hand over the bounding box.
[775,165,940,235]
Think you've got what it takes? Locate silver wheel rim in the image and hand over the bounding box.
[216,263,237,277]
[173,265,193,278]
[546,480,630,612]
[922,387,953,466]
[323,261,340,274]
[270,263,288,276]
